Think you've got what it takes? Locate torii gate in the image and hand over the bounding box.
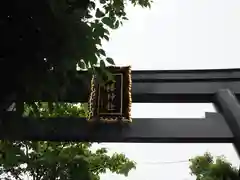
[1,68,240,158]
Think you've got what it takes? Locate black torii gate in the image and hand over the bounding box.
[1,68,240,158]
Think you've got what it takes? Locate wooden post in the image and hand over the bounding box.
[215,89,240,157]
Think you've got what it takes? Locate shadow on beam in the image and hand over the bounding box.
[0,113,233,143]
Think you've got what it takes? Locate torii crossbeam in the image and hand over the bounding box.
[1,68,240,156]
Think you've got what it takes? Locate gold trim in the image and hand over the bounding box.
[87,75,96,122]
[126,66,132,123]
[100,117,118,123]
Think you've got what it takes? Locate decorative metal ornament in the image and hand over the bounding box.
[88,66,132,123]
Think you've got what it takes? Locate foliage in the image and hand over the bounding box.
[23,102,87,118]
[1,0,154,178]
[1,0,152,104]
[0,102,136,180]
[189,152,239,180]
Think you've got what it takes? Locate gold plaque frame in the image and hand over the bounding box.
[88,66,132,123]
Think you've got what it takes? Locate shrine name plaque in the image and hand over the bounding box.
[88,66,132,123]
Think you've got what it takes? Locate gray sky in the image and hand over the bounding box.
[95,0,240,180]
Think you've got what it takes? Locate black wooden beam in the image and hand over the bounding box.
[0,112,233,143]
[125,69,240,103]
[132,81,240,103]
[132,68,240,82]
[20,68,240,103]
[214,89,240,157]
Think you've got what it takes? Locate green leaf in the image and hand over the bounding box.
[106,57,115,65]
[102,17,113,28]
[100,0,106,4]
[93,23,105,38]
[48,102,54,114]
[79,60,86,69]
[100,60,106,69]
[89,1,96,10]
[103,35,109,41]
[89,54,98,66]
[98,49,106,56]
[96,148,107,154]
[82,103,89,116]
[104,28,110,35]
[85,13,93,19]
[96,8,105,18]
[28,102,40,117]
[122,16,129,20]
[114,20,120,29]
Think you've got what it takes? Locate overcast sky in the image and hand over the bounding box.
[95,0,240,180]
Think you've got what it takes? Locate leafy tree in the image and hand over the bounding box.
[0,102,136,180]
[189,152,239,180]
[1,1,153,178]
[0,0,152,111]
